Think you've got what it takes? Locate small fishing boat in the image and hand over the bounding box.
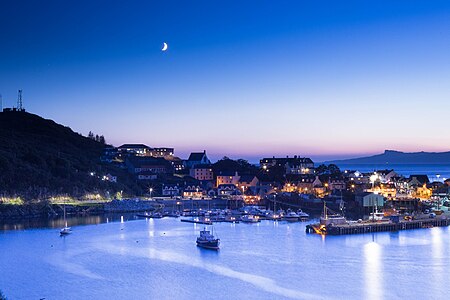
[196,227,220,250]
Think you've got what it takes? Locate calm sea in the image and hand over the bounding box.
[1,216,449,299]
[336,164,450,181]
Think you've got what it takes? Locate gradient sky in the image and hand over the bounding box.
[1,1,449,162]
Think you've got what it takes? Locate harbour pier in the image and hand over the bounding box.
[306,217,450,235]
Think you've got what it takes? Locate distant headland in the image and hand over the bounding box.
[326,150,450,165]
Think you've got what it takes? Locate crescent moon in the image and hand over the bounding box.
[162,42,168,51]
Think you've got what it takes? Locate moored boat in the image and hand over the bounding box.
[297,209,310,219]
[60,222,72,235]
[60,200,72,235]
[240,214,260,223]
[196,227,220,250]
[284,211,300,222]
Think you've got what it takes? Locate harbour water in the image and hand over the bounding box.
[1,216,449,299]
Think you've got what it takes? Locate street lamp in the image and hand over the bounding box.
[370,174,378,190]
[149,188,153,199]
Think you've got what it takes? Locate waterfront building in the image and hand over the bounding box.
[260,156,314,174]
[125,156,173,175]
[323,176,346,191]
[387,198,420,213]
[366,183,397,199]
[216,171,240,187]
[356,192,385,215]
[150,147,174,158]
[375,169,398,183]
[217,184,239,197]
[283,174,316,193]
[183,185,204,198]
[237,175,259,192]
[255,181,281,197]
[190,164,214,181]
[162,184,181,197]
[413,184,432,200]
[118,144,152,157]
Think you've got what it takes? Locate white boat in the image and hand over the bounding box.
[297,209,310,219]
[196,227,220,250]
[284,211,300,222]
[240,214,260,223]
[60,223,72,235]
[60,200,72,235]
[264,210,281,221]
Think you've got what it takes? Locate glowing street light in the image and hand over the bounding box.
[149,188,153,199]
[370,174,379,189]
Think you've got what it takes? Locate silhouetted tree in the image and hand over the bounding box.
[315,164,328,175]
[328,164,341,175]
[88,131,94,139]
[99,135,105,144]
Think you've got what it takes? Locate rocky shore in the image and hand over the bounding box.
[0,199,160,221]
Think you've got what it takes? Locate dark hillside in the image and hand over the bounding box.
[0,111,141,201]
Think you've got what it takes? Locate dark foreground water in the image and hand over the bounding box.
[1,217,449,300]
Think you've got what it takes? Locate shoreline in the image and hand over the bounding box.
[0,198,233,222]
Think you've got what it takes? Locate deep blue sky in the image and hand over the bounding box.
[1,1,449,162]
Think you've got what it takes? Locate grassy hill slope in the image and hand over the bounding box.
[0,111,141,201]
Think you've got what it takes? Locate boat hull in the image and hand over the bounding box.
[60,228,72,235]
[196,240,220,250]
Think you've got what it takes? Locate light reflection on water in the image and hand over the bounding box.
[364,241,383,300]
[0,218,449,299]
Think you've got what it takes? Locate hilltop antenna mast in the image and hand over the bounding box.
[17,90,23,111]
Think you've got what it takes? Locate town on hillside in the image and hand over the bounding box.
[100,144,450,219]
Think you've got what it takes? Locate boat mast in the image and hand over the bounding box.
[323,201,327,220]
[63,198,67,227]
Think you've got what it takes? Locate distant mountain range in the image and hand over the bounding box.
[325,150,450,165]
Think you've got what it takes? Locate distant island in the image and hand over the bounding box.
[326,150,450,165]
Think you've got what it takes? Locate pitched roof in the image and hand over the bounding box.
[409,175,430,184]
[188,152,206,161]
[239,174,257,183]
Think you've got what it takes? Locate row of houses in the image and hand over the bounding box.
[260,156,314,174]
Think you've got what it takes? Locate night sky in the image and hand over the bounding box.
[1,1,449,161]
